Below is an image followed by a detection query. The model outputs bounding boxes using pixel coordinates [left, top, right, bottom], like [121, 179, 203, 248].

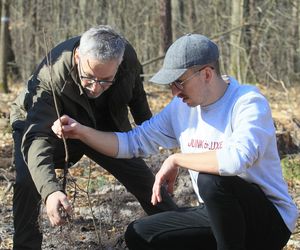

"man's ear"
[204, 67, 213, 82]
[74, 48, 80, 65]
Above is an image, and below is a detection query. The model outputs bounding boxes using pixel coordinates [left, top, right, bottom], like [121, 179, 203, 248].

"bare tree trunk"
[292, 0, 300, 73]
[246, 0, 257, 82]
[6, 0, 300, 86]
[33, 0, 39, 64]
[171, 0, 184, 40]
[159, 0, 172, 54]
[229, 0, 244, 82]
[187, 0, 196, 32]
[79, 0, 87, 31]
[0, 0, 9, 93]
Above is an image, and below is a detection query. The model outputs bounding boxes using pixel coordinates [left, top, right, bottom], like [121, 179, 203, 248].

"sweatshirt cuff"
[115, 132, 130, 158]
[216, 148, 238, 176]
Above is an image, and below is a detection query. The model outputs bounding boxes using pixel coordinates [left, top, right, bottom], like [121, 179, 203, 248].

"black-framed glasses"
[78, 59, 115, 88]
[169, 65, 214, 90]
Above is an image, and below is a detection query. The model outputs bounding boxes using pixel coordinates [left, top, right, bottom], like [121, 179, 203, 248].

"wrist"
[77, 124, 88, 140]
[169, 153, 178, 167]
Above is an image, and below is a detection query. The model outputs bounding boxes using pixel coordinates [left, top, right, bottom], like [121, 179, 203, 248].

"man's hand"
[45, 191, 72, 226]
[151, 155, 179, 205]
[51, 115, 81, 139]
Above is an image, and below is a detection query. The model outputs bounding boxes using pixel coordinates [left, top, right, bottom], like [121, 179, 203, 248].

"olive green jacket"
[10, 36, 152, 200]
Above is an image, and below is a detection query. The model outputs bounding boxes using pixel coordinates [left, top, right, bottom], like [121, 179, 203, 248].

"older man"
[10, 25, 177, 250]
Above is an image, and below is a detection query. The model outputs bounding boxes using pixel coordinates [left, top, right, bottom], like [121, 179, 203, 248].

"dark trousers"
[125, 173, 291, 250]
[12, 130, 177, 250]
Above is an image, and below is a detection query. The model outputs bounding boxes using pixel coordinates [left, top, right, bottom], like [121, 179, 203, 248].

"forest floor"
[0, 81, 299, 250]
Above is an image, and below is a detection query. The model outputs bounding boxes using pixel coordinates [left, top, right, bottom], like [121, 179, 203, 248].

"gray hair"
[78, 25, 126, 63]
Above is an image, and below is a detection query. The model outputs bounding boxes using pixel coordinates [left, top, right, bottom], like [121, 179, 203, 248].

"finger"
[152, 190, 162, 204]
[51, 125, 61, 138]
[61, 199, 72, 215]
[156, 186, 162, 203]
[49, 216, 55, 226]
[151, 183, 158, 205]
[60, 115, 69, 125]
[151, 186, 160, 205]
[49, 209, 64, 226]
[54, 119, 63, 130]
[151, 180, 162, 205]
[151, 192, 157, 205]
[52, 121, 64, 135]
[62, 125, 72, 132]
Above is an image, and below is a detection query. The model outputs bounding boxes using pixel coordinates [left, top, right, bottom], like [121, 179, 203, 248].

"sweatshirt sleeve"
[116, 102, 179, 158]
[217, 92, 275, 175]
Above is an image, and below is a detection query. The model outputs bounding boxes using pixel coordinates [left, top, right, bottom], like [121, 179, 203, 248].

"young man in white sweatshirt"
[52, 34, 298, 250]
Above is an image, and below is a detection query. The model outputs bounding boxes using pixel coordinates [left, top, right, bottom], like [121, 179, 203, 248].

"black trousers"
[12, 130, 177, 250]
[125, 173, 291, 250]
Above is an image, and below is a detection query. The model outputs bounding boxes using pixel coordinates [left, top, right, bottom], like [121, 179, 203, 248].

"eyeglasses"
[78, 59, 115, 88]
[169, 66, 214, 90]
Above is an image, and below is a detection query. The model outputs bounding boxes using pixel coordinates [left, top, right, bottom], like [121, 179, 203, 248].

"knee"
[13, 177, 40, 208]
[125, 220, 150, 250]
[197, 173, 232, 201]
[125, 221, 140, 249]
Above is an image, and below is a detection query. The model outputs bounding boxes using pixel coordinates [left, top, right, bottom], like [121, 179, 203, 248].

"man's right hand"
[45, 191, 72, 226]
[51, 115, 82, 140]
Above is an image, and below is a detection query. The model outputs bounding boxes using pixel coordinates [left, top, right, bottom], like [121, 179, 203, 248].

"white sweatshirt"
[116, 77, 298, 232]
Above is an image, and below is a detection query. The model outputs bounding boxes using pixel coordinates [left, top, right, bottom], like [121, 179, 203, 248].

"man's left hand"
[151, 155, 179, 205]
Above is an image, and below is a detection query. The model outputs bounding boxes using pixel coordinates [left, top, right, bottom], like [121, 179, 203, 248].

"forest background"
[0, 0, 300, 249]
[1, 0, 300, 86]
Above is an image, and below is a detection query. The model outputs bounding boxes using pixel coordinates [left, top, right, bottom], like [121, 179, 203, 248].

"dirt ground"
[0, 81, 299, 249]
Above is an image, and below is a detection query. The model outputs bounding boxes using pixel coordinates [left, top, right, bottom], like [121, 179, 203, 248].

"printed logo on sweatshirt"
[187, 139, 223, 150]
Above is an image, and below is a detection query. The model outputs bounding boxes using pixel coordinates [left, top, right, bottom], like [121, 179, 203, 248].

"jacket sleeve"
[10, 87, 27, 130]
[21, 77, 64, 201]
[124, 43, 152, 125]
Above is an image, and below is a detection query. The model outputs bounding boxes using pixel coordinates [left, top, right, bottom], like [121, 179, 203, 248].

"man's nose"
[90, 82, 103, 92]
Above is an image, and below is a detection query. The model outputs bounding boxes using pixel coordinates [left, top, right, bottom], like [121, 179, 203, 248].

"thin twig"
[0, 169, 9, 182]
[66, 163, 103, 248]
[266, 71, 293, 120]
[42, 30, 69, 191]
[142, 55, 164, 66]
[86, 162, 103, 248]
[4, 181, 13, 196]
